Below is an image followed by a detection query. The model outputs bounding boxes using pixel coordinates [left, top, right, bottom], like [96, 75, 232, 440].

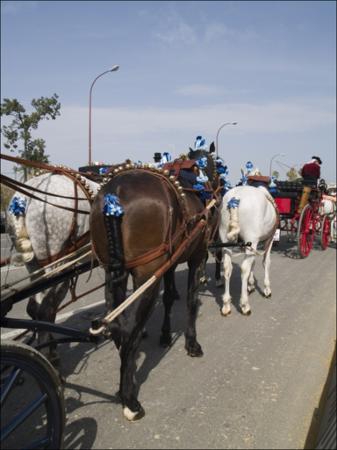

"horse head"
[188, 143, 217, 189]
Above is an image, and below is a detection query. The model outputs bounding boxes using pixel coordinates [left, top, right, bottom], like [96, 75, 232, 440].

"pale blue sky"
[1, 0, 336, 183]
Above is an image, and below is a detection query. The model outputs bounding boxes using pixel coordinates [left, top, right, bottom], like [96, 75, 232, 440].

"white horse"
[218, 185, 279, 316]
[6, 171, 100, 360]
[321, 192, 337, 242]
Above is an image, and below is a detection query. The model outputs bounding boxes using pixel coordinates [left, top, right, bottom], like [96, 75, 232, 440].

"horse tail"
[226, 197, 241, 241]
[102, 194, 126, 284]
[7, 196, 35, 264]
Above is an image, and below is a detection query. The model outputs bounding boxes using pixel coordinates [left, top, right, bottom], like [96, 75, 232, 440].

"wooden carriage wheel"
[297, 204, 315, 258]
[320, 215, 331, 250]
[1, 341, 65, 449]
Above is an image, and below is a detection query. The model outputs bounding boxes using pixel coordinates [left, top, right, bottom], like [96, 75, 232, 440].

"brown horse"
[89, 147, 221, 420]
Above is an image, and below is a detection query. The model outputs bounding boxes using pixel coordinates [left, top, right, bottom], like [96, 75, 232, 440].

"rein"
[1, 174, 91, 215]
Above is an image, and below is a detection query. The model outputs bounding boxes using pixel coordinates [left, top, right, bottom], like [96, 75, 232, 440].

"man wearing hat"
[297, 156, 322, 213]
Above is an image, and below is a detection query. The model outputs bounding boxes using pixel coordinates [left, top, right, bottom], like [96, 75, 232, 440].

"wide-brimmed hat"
[312, 156, 322, 165]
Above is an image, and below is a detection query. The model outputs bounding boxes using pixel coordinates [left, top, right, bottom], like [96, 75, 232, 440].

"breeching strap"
[89, 217, 208, 336]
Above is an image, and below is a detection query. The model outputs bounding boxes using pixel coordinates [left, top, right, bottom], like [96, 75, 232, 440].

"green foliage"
[0, 94, 61, 179]
[0, 183, 14, 212]
[286, 167, 300, 181]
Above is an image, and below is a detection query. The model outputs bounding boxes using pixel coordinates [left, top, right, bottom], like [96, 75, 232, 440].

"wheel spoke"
[1, 367, 22, 406]
[1, 392, 47, 441]
[23, 435, 50, 450]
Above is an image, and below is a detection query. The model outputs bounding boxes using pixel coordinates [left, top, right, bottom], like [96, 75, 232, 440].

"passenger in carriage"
[297, 156, 322, 213]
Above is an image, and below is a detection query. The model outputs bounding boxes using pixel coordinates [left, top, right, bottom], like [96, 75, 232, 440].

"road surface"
[1, 235, 336, 449]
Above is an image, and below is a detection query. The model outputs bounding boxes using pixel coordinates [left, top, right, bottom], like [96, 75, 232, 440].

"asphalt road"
[1, 235, 336, 449]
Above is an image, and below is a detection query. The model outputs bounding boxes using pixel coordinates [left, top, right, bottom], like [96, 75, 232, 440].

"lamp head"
[110, 65, 120, 72]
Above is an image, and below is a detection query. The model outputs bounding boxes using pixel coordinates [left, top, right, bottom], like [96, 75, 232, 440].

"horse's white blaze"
[219, 185, 278, 315]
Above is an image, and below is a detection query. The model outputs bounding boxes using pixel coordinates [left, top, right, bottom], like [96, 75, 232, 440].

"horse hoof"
[264, 292, 272, 298]
[123, 406, 145, 421]
[241, 309, 251, 316]
[186, 343, 203, 357]
[248, 287, 255, 295]
[221, 309, 231, 317]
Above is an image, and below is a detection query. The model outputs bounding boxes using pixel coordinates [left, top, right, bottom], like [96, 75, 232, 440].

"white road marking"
[1, 265, 25, 272]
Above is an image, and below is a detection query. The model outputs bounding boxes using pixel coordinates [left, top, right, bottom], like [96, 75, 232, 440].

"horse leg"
[27, 280, 70, 366]
[263, 240, 273, 298]
[171, 270, 180, 301]
[199, 252, 210, 285]
[160, 267, 176, 347]
[221, 249, 232, 316]
[184, 257, 203, 357]
[119, 282, 160, 421]
[247, 259, 256, 294]
[215, 249, 224, 287]
[239, 249, 256, 315]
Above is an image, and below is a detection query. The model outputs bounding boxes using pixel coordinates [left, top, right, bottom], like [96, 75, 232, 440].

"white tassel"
[227, 208, 240, 241]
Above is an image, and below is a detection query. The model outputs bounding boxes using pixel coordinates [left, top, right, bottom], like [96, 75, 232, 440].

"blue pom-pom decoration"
[227, 197, 240, 209]
[99, 167, 109, 175]
[245, 161, 253, 171]
[8, 196, 27, 216]
[196, 157, 208, 169]
[103, 194, 124, 217]
[196, 174, 209, 183]
[192, 183, 205, 191]
[194, 136, 206, 150]
[240, 175, 248, 186]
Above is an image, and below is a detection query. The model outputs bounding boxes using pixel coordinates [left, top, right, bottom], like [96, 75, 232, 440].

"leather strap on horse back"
[163, 159, 197, 177]
[37, 231, 91, 267]
[1, 155, 95, 267]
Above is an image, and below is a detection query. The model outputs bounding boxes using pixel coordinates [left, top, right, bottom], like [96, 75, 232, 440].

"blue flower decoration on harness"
[103, 194, 124, 217]
[245, 161, 254, 173]
[99, 167, 109, 175]
[227, 197, 240, 209]
[162, 152, 172, 163]
[194, 136, 207, 150]
[221, 179, 232, 196]
[192, 182, 212, 202]
[8, 196, 27, 216]
[196, 173, 209, 183]
[196, 157, 208, 169]
[269, 176, 278, 194]
[240, 174, 248, 186]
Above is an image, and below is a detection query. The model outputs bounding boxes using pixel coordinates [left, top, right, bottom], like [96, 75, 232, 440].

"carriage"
[1, 252, 101, 449]
[1, 148, 224, 447]
[272, 179, 331, 257]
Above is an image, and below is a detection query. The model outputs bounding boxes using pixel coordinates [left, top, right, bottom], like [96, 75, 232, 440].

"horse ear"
[209, 142, 215, 153]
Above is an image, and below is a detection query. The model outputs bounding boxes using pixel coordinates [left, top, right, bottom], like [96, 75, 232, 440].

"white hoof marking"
[123, 407, 139, 421]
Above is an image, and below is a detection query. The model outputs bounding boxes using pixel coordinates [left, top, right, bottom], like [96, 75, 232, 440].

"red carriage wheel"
[297, 204, 315, 258]
[320, 215, 331, 250]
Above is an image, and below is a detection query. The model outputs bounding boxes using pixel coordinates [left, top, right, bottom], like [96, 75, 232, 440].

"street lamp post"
[269, 153, 285, 176]
[216, 121, 238, 157]
[88, 65, 119, 166]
